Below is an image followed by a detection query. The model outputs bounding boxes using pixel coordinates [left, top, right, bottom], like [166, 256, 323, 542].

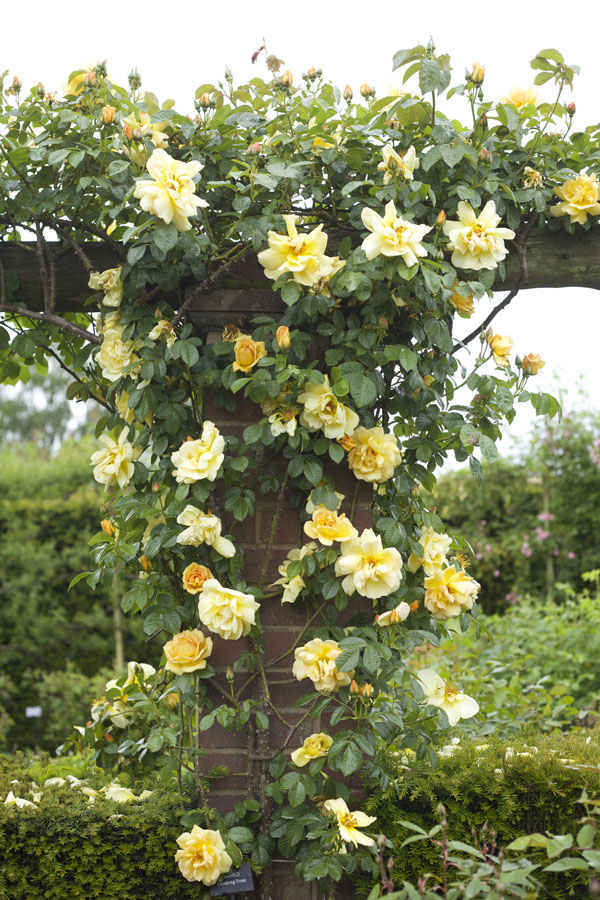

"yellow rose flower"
[523, 166, 543, 189]
[500, 86, 540, 110]
[176, 506, 236, 557]
[91, 695, 127, 729]
[377, 144, 419, 184]
[298, 376, 359, 439]
[182, 563, 213, 594]
[197, 578, 260, 640]
[163, 629, 213, 674]
[521, 352, 545, 375]
[407, 526, 452, 575]
[450, 284, 475, 317]
[293, 638, 353, 693]
[90, 427, 137, 490]
[323, 798, 377, 847]
[303, 506, 357, 546]
[133, 148, 208, 232]
[347, 426, 402, 483]
[268, 408, 298, 437]
[171, 422, 225, 484]
[148, 319, 176, 348]
[272, 543, 318, 604]
[257, 214, 342, 288]
[88, 266, 123, 308]
[96, 326, 140, 383]
[376, 601, 411, 627]
[417, 669, 479, 725]
[361, 200, 432, 265]
[335, 528, 403, 599]
[424, 566, 480, 619]
[175, 825, 232, 885]
[487, 333, 514, 368]
[443, 201, 515, 271]
[550, 172, 600, 226]
[232, 334, 267, 373]
[291, 732, 333, 767]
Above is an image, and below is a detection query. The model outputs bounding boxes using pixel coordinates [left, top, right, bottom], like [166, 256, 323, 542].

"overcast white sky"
[3, 0, 600, 451]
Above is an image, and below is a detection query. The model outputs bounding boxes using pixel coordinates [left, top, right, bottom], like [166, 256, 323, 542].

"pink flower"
[552, 549, 559, 556]
[535, 527, 550, 542]
[521, 543, 532, 558]
[493, 569, 500, 577]
[480, 519, 487, 527]
[537, 512, 554, 522]
[567, 551, 576, 559]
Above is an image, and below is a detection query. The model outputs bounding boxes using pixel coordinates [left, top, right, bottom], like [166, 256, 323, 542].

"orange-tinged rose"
[232, 334, 267, 373]
[183, 563, 213, 594]
[101, 519, 116, 537]
[276, 325, 290, 350]
[522, 353, 545, 375]
[163, 629, 213, 674]
[102, 105, 116, 125]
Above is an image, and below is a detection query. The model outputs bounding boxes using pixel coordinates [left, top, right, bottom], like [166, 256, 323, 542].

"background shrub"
[430, 408, 600, 611]
[365, 730, 600, 898]
[0, 439, 146, 750]
[412, 589, 600, 737]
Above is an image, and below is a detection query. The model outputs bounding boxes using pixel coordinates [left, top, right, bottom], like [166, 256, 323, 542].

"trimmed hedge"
[0, 789, 202, 900]
[365, 729, 600, 898]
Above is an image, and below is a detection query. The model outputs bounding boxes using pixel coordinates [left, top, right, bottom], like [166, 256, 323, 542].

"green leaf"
[544, 857, 589, 872]
[228, 826, 254, 844]
[339, 741, 363, 776]
[303, 457, 323, 485]
[108, 159, 131, 177]
[281, 279, 301, 306]
[478, 435, 498, 461]
[68, 571, 93, 590]
[460, 424, 479, 447]
[288, 780, 306, 807]
[348, 371, 377, 408]
[419, 58, 441, 94]
[152, 224, 179, 254]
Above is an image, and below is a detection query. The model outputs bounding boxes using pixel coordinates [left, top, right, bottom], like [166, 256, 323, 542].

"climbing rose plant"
[0, 42, 594, 892]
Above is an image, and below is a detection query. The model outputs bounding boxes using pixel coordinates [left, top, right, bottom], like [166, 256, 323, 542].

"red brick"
[210, 635, 252, 666]
[204, 394, 260, 424]
[268, 679, 307, 709]
[353, 507, 374, 531]
[198, 722, 248, 749]
[260, 596, 308, 626]
[270, 711, 318, 746]
[258, 506, 302, 544]
[228, 515, 258, 543]
[262, 628, 304, 664]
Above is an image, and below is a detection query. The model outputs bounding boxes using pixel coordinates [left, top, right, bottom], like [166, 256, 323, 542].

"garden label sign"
[0, 43, 598, 899]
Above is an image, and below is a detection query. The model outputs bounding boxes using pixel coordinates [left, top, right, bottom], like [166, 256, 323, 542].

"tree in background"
[431, 407, 600, 610]
[0, 438, 146, 749]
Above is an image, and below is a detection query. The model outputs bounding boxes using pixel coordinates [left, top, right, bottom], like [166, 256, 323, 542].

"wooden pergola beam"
[1, 227, 598, 327]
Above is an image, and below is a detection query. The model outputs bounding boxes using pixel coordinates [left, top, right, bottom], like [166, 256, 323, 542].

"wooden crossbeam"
[0, 227, 598, 327]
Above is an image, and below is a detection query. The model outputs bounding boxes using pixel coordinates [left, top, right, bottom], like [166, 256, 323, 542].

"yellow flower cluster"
[257, 215, 344, 290]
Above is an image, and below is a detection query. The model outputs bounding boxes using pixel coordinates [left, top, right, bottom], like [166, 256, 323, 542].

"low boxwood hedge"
[365, 729, 600, 898]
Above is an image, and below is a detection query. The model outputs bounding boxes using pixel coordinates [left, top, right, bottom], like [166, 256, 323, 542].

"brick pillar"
[200, 388, 372, 900]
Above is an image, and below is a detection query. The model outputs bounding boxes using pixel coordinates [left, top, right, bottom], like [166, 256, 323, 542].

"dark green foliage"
[365, 730, 600, 898]
[0, 786, 200, 900]
[0, 440, 146, 749]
